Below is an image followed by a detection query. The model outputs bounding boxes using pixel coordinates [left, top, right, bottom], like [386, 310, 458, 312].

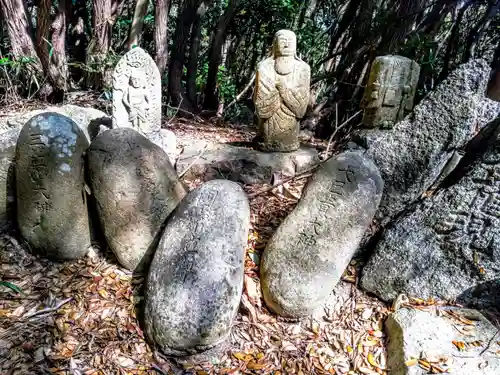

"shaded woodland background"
[0, 0, 499, 138]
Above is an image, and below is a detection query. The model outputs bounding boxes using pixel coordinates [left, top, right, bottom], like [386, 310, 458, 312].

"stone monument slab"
[112, 47, 161, 134]
[145, 180, 250, 356]
[361, 55, 420, 129]
[361, 117, 500, 307]
[16, 113, 91, 260]
[261, 151, 383, 317]
[87, 128, 186, 272]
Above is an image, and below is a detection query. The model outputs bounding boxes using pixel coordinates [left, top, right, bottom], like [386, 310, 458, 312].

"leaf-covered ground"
[0, 97, 466, 375]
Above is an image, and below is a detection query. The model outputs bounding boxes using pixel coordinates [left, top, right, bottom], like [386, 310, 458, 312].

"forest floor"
[0, 95, 435, 375]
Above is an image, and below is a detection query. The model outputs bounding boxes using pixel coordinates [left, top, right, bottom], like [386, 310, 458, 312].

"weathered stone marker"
[361, 55, 420, 129]
[0, 105, 111, 230]
[261, 151, 383, 317]
[112, 47, 176, 163]
[145, 180, 250, 356]
[16, 113, 91, 260]
[361, 117, 500, 307]
[253, 29, 310, 152]
[87, 127, 186, 272]
[113, 46, 161, 134]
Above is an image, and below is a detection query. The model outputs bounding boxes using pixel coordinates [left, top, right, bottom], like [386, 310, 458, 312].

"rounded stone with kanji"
[261, 151, 383, 318]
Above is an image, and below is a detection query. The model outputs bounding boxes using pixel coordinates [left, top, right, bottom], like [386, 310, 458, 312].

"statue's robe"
[254, 57, 310, 152]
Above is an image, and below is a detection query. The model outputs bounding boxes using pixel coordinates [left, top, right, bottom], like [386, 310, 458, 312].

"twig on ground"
[23, 297, 73, 320]
[225, 74, 256, 112]
[178, 143, 208, 178]
[165, 103, 204, 122]
[248, 168, 316, 199]
[479, 329, 500, 356]
[166, 98, 183, 124]
[323, 109, 362, 159]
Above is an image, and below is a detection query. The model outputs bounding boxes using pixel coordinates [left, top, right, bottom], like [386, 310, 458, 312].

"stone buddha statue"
[253, 30, 311, 152]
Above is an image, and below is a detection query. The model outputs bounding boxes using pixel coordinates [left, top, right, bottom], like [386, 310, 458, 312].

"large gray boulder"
[0, 105, 110, 230]
[356, 59, 500, 223]
[176, 141, 319, 184]
[87, 127, 186, 272]
[144, 180, 250, 356]
[361, 118, 500, 307]
[261, 151, 383, 318]
[386, 307, 500, 375]
[16, 113, 91, 260]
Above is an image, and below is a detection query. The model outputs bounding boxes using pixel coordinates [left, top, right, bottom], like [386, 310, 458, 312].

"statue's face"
[130, 77, 141, 88]
[274, 31, 296, 57]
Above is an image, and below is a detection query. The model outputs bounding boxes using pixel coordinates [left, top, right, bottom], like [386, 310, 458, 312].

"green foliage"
[0, 53, 43, 100]
[0, 281, 23, 294]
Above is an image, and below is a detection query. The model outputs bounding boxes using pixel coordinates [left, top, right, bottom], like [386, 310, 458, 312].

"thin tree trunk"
[154, 0, 171, 77]
[86, 0, 113, 89]
[0, 0, 44, 80]
[35, 0, 51, 74]
[126, 0, 150, 50]
[186, 1, 209, 107]
[168, 0, 205, 111]
[203, 0, 241, 110]
[49, 0, 69, 93]
[67, 0, 88, 83]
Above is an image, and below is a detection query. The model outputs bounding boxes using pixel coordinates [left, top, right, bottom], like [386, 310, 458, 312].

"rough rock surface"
[261, 151, 383, 318]
[176, 141, 319, 184]
[354, 59, 500, 222]
[361, 118, 500, 307]
[148, 128, 177, 165]
[386, 307, 500, 375]
[145, 180, 250, 356]
[87, 128, 186, 271]
[16, 113, 91, 260]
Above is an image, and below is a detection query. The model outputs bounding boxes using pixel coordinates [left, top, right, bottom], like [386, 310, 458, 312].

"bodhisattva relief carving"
[361, 55, 420, 129]
[112, 47, 161, 135]
[253, 30, 311, 152]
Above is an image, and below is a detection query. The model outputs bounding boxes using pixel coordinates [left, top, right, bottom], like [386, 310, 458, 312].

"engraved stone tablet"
[87, 127, 186, 271]
[261, 151, 383, 317]
[112, 47, 161, 135]
[361, 117, 500, 308]
[253, 30, 310, 152]
[361, 55, 420, 129]
[16, 113, 91, 260]
[145, 180, 250, 356]
[0, 106, 110, 231]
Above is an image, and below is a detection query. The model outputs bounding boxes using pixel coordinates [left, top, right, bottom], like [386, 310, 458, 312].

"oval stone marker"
[87, 127, 186, 271]
[261, 151, 383, 317]
[16, 112, 91, 260]
[145, 180, 250, 356]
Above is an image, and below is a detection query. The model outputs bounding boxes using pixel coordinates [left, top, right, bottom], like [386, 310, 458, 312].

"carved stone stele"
[112, 47, 161, 134]
[361, 55, 420, 129]
[253, 30, 310, 152]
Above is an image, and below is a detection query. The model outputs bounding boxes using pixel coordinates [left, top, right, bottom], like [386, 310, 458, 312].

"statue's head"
[129, 73, 143, 88]
[273, 30, 297, 57]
